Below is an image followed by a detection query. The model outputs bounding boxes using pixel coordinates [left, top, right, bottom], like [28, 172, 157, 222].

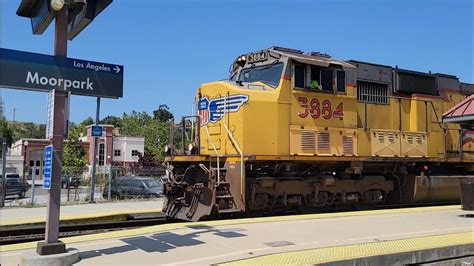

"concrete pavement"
[1, 205, 471, 265]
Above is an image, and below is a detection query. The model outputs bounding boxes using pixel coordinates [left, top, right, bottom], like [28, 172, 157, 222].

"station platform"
[0, 199, 163, 227]
[1, 205, 472, 265]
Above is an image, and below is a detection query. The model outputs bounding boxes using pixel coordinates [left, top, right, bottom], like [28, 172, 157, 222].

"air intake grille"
[301, 131, 315, 150]
[342, 136, 353, 155]
[416, 134, 423, 144]
[377, 132, 385, 143]
[317, 132, 330, 151]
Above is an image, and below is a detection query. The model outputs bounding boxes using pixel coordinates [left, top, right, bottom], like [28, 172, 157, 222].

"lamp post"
[23, 140, 29, 183]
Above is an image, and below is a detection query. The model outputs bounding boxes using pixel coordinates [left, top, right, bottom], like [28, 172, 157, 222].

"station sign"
[91, 125, 103, 137]
[43, 145, 53, 190]
[0, 48, 123, 99]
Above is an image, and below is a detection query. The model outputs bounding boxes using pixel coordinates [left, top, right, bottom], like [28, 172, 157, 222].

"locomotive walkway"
[1, 205, 473, 265]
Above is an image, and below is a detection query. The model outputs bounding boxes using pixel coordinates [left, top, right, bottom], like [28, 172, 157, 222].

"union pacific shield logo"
[198, 94, 249, 126]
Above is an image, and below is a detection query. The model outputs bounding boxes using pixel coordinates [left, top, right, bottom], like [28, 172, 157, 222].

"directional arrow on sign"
[114, 65, 121, 74]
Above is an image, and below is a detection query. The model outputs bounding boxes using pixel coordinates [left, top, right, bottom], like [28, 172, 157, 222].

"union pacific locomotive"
[162, 46, 474, 221]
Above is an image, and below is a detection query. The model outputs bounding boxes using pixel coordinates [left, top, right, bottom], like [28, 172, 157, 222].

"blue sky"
[1, 0, 473, 124]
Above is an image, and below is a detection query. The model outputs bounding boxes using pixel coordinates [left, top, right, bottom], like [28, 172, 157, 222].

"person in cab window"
[310, 79, 322, 90]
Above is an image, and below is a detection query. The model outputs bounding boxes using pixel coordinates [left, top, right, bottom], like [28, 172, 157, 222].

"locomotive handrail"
[222, 92, 244, 198]
[204, 125, 221, 187]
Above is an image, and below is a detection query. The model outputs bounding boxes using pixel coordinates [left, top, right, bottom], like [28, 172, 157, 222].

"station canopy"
[442, 94, 474, 128]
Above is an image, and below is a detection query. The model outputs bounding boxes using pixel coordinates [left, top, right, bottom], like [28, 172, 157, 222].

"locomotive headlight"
[237, 55, 246, 67]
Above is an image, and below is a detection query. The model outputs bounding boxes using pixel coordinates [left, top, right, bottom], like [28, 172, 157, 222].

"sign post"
[31, 166, 36, 204]
[35, 7, 68, 255]
[14, 0, 118, 257]
[89, 98, 101, 202]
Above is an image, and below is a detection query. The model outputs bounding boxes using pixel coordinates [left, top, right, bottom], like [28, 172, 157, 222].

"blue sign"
[43, 145, 53, 190]
[0, 48, 123, 98]
[91, 125, 103, 137]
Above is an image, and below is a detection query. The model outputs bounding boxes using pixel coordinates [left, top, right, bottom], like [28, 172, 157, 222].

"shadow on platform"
[80, 225, 247, 260]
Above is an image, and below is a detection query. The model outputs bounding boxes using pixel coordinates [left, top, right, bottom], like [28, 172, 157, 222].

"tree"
[100, 115, 122, 128]
[0, 119, 14, 147]
[120, 111, 171, 161]
[79, 117, 94, 127]
[63, 125, 88, 177]
[11, 122, 45, 141]
[137, 151, 159, 167]
[153, 104, 174, 122]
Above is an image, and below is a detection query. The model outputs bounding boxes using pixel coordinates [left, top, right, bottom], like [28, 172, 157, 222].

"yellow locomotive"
[162, 46, 474, 221]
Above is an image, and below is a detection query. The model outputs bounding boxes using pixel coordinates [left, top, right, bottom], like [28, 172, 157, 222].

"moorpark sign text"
[0, 48, 123, 98]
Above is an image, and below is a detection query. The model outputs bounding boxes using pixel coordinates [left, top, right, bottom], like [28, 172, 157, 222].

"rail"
[222, 93, 244, 198]
[204, 124, 221, 187]
[0, 213, 171, 245]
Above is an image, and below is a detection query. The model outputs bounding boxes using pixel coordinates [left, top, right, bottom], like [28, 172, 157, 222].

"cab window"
[336, 70, 346, 93]
[294, 64, 306, 88]
[294, 63, 346, 94]
[310, 66, 321, 88]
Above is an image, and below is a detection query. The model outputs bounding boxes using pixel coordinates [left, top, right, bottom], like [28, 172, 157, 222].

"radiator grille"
[357, 81, 389, 105]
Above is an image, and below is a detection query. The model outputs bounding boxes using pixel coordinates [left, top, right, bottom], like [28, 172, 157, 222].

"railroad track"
[0, 213, 175, 246]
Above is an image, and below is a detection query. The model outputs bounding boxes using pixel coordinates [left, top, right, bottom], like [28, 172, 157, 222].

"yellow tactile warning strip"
[0, 205, 461, 252]
[0, 208, 161, 226]
[220, 231, 474, 265]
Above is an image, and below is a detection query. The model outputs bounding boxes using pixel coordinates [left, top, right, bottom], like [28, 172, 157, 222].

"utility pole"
[36, 6, 68, 255]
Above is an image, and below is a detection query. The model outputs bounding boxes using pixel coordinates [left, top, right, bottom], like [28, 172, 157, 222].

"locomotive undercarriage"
[163, 159, 471, 221]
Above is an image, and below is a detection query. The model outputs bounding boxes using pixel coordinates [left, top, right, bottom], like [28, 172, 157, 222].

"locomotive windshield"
[238, 62, 284, 88]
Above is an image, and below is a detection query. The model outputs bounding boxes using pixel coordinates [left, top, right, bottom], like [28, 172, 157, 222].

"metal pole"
[23, 146, 27, 183]
[90, 97, 100, 202]
[31, 166, 36, 204]
[1, 138, 6, 208]
[39, 6, 68, 254]
[181, 117, 185, 154]
[108, 131, 113, 201]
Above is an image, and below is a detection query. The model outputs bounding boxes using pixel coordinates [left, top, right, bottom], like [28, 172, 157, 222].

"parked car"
[103, 176, 162, 199]
[61, 176, 81, 189]
[1, 173, 29, 198]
